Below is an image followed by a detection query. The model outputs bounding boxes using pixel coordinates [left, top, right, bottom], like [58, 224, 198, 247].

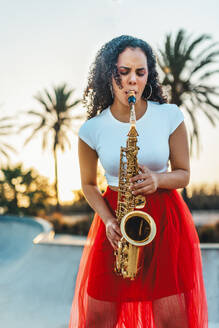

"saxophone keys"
[135, 195, 146, 209]
[125, 190, 132, 200]
[122, 270, 129, 278]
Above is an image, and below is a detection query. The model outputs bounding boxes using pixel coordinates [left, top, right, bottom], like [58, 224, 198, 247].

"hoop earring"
[110, 84, 114, 99]
[145, 84, 152, 100]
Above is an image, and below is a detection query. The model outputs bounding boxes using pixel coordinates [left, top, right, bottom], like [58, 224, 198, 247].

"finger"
[138, 164, 146, 171]
[130, 174, 142, 182]
[132, 185, 154, 195]
[114, 231, 122, 239]
[113, 226, 122, 237]
[107, 234, 118, 249]
[108, 228, 121, 242]
[138, 165, 144, 173]
[114, 240, 119, 249]
[130, 179, 147, 190]
[111, 239, 119, 250]
[112, 233, 122, 243]
[130, 172, 150, 183]
[110, 240, 117, 250]
[138, 164, 150, 173]
[131, 177, 153, 190]
[110, 222, 122, 236]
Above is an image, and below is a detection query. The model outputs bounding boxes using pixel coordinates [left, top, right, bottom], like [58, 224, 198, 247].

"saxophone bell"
[120, 210, 156, 247]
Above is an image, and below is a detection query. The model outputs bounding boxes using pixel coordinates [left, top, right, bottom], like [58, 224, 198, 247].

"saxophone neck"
[129, 103, 136, 126]
[128, 91, 136, 127]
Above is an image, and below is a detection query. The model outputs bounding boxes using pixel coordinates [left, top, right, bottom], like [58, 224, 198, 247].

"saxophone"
[114, 91, 157, 280]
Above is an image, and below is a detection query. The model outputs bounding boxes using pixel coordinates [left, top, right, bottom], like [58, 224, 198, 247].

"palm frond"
[190, 51, 219, 76]
[66, 99, 81, 109]
[0, 126, 15, 136]
[163, 30, 190, 77]
[201, 106, 218, 126]
[34, 93, 52, 113]
[25, 110, 46, 118]
[60, 114, 84, 122]
[192, 94, 219, 126]
[195, 41, 219, 60]
[44, 89, 55, 108]
[205, 95, 219, 111]
[0, 131, 14, 136]
[54, 84, 65, 112]
[174, 29, 186, 57]
[0, 116, 14, 122]
[199, 69, 219, 80]
[194, 84, 219, 93]
[0, 148, 11, 160]
[54, 84, 75, 113]
[18, 122, 37, 133]
[184, 34, 211, 60]
[190, 59, 214, 76]
[157, 49, 169, 68]
[24, 118, 46, 146]
[0, 124, 14, 130]
[0, 143, 17, 153]
[194, 89, 219, 106]
[165, 34, 174, 66]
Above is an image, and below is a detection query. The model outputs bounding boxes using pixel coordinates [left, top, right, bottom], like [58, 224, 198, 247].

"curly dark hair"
[83, 35, 167, 119]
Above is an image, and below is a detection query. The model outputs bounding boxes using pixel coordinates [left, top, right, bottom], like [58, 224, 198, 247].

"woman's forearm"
[82, 170, 189, 223]
[156, 169, 190, 190]
[82, 184, 116, 225]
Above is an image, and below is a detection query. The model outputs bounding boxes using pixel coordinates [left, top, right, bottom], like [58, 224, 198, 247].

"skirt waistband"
[104, 185, 176, 202]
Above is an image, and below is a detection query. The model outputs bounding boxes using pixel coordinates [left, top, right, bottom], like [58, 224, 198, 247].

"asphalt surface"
[0, 215, 218, 328]
[0, 215, 83, 328]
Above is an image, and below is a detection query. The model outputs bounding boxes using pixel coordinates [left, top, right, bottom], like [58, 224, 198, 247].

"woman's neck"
[110, 98, 147, 123]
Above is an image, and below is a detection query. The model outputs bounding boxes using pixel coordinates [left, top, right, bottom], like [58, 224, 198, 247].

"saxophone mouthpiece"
[128, 91, 136, 104]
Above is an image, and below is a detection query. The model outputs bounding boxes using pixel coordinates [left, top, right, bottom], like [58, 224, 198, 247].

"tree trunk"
[53, 145, 60, 212]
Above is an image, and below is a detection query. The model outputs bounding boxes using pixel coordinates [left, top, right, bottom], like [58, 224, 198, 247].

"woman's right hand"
[105, 217, 122, 250]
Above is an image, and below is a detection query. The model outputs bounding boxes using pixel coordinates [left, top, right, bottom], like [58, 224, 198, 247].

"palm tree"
[0, 113, 17, 162]
[157, 29, 219, 154]
[157, 29, 219, 208]
[19, 83, 82, 211]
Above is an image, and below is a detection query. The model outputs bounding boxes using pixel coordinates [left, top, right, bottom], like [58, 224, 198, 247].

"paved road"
[0, 215, 218, 328]
[0, 215, 83, 328]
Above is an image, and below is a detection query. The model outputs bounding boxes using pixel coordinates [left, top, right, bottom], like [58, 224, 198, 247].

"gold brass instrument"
[114, 91, 156, 280]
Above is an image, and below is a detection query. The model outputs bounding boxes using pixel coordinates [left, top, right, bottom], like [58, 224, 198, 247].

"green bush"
[0, 164, 55, 216]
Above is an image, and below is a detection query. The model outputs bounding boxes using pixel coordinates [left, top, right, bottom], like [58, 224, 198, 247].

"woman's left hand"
[129, 164, 159, 195]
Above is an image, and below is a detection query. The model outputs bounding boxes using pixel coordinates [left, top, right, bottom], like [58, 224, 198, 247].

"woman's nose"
[128, 73, 137, 84]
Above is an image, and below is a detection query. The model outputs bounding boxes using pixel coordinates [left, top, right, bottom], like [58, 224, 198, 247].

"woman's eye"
[119, 71, 129, 75]
[119, 70, 145, 76]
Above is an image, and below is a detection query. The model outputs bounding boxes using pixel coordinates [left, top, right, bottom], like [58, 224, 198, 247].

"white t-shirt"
[78, 100, 184, 187]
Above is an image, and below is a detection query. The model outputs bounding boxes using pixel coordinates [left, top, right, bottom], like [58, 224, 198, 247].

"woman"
[69, 35, 208, 328]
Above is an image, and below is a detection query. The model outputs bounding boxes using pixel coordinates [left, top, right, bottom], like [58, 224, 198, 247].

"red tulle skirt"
[69, 187, 208, 327]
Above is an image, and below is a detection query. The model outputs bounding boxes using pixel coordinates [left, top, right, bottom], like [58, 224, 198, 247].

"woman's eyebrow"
[119, 66, 130, 69]
[119, 66, 146, 70]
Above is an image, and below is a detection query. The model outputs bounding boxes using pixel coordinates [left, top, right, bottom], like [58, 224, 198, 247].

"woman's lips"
[125, 90, 137, 95]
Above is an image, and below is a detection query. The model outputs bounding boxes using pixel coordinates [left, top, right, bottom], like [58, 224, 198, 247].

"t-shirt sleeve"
[169, 105, 184, 135]
[78, 120, 96, 150]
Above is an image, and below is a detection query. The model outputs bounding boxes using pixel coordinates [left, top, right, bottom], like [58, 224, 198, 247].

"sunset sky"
[1, 0, 219, 202]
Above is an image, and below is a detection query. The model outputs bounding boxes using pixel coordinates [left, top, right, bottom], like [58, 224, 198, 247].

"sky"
[1, 0, 219, 202]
